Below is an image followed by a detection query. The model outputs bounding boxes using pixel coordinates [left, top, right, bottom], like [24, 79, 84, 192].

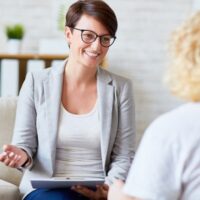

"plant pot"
[7, 39, 22, 53]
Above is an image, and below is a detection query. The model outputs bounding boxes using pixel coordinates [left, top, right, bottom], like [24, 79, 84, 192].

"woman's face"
[65, 14, 110, 69]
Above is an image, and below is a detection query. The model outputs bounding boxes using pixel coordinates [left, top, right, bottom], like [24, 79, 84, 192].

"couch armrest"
[0, 163, 22, 186]
[0, 179, 20, 200]
[0, 97, 22, 186]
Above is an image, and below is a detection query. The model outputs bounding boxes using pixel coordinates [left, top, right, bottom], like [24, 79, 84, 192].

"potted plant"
[5, 24, 25, 53]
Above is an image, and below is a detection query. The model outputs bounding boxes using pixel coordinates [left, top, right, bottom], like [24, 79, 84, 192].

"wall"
[0, 0, 193, 145]
[107, 0, 193, 144]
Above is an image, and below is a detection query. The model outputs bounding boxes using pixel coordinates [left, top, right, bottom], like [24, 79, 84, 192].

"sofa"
[0, 97, 22, 200]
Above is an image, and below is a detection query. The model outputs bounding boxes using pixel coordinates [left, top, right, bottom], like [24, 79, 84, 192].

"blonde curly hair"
[165, 11, 200, 102]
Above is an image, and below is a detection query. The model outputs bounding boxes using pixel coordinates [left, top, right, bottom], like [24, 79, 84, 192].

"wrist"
[21, 156, 31, 167]
[21, 149, 31, 167]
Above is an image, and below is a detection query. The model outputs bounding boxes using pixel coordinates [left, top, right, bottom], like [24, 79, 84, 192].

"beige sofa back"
[0, 97, 22, 186]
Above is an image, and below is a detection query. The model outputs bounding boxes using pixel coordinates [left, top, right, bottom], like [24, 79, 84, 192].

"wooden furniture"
[0, 53, 67, 93]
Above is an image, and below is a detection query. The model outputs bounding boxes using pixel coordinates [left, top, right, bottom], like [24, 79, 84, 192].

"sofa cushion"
[0, 97, 17, 148]
[0, 179, 20, 200]
[0, 97, 22, 186]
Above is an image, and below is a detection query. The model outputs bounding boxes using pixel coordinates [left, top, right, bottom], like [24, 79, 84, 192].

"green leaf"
[5, 24, 25, 39]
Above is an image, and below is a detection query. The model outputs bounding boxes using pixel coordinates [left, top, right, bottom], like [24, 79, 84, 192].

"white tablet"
[31, 178, 105, 189]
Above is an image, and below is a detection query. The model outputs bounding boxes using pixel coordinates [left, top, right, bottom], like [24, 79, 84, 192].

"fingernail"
[18, 155, 21, 160]
[9, 152, 14, 157]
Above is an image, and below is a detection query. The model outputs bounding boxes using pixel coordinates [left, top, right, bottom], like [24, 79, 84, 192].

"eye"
[82, 31, 95, 41]
[101, 36, 111, 44]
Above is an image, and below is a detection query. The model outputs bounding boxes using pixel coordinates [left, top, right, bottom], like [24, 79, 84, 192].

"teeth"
[85, 51, 99, 57]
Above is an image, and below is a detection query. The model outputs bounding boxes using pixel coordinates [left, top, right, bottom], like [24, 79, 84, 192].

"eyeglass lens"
[81, 30, 115, 47]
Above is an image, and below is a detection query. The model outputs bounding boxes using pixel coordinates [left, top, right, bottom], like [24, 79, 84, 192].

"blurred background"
[0, 0, 198, 145]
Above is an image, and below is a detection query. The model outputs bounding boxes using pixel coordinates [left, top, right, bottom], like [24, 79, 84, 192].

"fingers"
[72, 186, 96, 199]
[0, 144, 12, 161]
[113, 179, 125, 187]
[3, 144, 13, 152]
[0, 149, 22, 168]
[0, 151, 13, 166]
[97, 183, 109, 191]
[0, 152, 8, 162]
[2, 144, 29, 167]
[102, 184, 109, 190]
[8, 154, 21, 168]
[72, 185, 108, 200]
[0, 144, 26, 168]
[96, 185, 108, 198]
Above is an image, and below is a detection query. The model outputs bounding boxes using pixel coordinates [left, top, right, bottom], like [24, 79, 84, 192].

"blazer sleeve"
[105, 79, 136, 185]
[12, 72, 37, 165]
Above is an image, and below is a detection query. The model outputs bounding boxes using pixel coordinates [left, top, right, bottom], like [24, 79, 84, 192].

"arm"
[108, 180, 141, 200]
[12, 72, 37, 160]
[106, 79, 135, 184]
[4, 73, 37, 167]
[0, 73, 38, 169]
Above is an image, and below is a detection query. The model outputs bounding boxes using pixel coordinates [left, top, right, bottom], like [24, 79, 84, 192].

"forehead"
[75, 14, 109, 35]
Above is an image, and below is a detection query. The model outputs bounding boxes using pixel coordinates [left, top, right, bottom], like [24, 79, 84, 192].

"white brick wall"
[0, 0, 193, 145]
[107, 0, 192, 144]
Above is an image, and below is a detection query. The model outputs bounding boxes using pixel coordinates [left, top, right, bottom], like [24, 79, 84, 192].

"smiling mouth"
[84, 50, 100, 58]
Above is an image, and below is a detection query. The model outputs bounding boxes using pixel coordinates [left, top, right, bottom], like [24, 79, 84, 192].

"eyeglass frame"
[68, 26, 116, 47]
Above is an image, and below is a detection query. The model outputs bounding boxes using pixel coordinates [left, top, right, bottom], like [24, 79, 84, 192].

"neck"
[64, 59, 97, 87]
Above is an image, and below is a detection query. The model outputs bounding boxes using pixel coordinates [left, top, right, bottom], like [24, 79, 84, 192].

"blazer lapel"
[43, 62, 66, 174]
[97, 68, 114, 171]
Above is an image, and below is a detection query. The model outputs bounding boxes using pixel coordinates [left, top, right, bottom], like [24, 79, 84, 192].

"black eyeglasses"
[69, 27, 116, 47]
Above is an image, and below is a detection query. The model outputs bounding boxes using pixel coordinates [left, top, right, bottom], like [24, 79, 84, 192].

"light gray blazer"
[12, 60, 135, 197]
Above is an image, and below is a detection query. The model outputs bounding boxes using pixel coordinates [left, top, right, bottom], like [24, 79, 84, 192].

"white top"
[123, 103, 200, 200]
[54, 101, 104, 180]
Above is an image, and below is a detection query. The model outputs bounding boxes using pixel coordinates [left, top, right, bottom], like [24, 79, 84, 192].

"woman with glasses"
[0, 0, 135, 200]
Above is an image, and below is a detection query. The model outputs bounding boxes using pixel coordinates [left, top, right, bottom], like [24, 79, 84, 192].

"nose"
[91, 36, 101, 50]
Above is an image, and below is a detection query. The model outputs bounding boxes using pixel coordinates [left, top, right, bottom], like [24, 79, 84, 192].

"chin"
[82, 59, 100, 69]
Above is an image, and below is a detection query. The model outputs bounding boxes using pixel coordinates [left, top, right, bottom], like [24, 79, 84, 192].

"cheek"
[71, 39, 88, 52]
[102, 48, 109, 56]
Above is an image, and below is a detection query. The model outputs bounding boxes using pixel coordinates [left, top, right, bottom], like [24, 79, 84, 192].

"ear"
[65, 26, 72, 46]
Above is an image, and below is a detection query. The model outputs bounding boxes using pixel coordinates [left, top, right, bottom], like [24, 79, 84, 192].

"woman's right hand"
[0, 144, 29, 168]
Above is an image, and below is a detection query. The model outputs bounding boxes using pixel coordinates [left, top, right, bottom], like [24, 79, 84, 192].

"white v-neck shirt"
[54, 101, 104, 180]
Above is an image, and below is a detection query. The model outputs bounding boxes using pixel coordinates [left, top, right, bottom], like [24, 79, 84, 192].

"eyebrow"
[71, 27, 113, 37]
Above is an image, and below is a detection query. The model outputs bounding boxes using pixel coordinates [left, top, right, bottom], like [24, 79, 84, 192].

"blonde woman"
[108, 11, 200, 200]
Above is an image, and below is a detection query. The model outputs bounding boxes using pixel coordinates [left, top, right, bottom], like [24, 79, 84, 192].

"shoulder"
[143, 103, 200, 143]
[98, 67, 133, 90]
[24, 61, 65, 84]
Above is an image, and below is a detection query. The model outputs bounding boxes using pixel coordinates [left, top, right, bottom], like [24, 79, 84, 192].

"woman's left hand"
[71, 184, 109, 200]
